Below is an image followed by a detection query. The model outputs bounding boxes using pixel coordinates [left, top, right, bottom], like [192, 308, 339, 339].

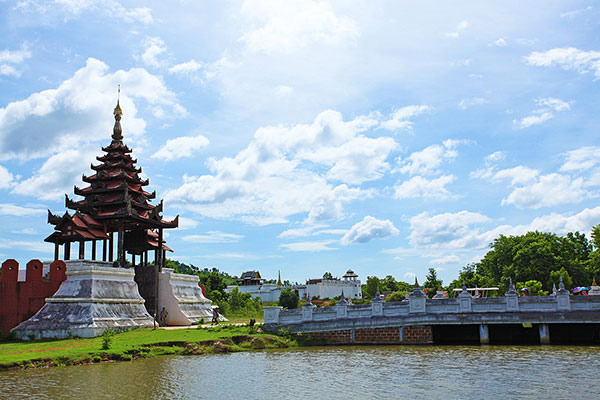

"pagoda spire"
[112, 86, 123, 143]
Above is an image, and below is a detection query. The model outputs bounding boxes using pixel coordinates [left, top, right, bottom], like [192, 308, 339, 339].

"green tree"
[516, 280, 548, 296]
[548, 267, 573, 292]
[322, 272, 334, 280]
[362, 276, 381, 299]
[279, 288, 299, 309]
[385, 291, 407, 302]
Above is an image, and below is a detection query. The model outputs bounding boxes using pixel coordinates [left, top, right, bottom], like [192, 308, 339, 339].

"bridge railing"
[264, 284, 600, 326]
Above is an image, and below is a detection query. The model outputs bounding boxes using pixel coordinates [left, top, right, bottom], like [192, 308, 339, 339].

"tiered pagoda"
[45, 99, 178, 268]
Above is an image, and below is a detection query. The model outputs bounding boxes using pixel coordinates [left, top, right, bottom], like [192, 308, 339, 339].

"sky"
[1, 1, 600, 285]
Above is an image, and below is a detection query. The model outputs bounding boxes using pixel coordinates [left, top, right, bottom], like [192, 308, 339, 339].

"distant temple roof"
[240, 271, 264, 285]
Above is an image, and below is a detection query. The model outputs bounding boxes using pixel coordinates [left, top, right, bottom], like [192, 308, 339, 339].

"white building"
[298, 270, 362, 300]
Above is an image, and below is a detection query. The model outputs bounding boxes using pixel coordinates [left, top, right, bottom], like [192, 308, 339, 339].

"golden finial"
[277, 270, 282, 287]
[112, 85, 123, 142]
[593, 277, 598, 287]
[414, 277, 419, 287]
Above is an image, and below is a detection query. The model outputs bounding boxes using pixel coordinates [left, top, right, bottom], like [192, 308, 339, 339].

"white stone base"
[13, 260, 155, 340]
[158, 268, 216, 325]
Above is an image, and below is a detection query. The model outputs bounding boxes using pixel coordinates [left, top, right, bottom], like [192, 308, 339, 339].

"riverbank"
[0, 325, 294, 371]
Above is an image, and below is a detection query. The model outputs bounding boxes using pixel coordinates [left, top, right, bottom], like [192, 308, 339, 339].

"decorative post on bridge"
[458, 281, 472, 313]
[302, 295, 315, 322]
[371, 287, 384, 317]
[556, 276, 570, 311]
[505, 278, 519, 312]
[336, 289, 348, 318]
[408, 278, 426, 314]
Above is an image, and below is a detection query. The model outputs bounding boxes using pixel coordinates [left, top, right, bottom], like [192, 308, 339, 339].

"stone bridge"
[264, 282, 600, 345]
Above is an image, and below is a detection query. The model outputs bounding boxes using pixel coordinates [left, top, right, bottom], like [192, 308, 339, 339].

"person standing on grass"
[212, 307, 219, 325]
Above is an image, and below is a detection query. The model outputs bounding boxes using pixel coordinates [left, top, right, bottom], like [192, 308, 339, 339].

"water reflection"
[1, 346, 599, 399]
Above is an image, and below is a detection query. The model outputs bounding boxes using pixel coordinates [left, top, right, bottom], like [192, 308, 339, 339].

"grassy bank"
[0, 325, 294, 371]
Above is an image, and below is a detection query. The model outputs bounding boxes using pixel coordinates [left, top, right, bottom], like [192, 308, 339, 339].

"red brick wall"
[305, 325, 433, 345]
[0, 259, 67, 335]
[308, 329, 352, 344]
[403, 325, 433, 344]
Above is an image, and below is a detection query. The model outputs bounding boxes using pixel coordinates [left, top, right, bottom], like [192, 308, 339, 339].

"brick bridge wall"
[0, 259, 67, 335]
[305, 326, 433, 345]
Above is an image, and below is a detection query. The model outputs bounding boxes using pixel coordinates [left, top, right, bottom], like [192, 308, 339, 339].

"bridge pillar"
[408, 282, 426, 314]
[264, 306, 282, 324]
[479, 324, 489, 345]
[539, 324, 550, 344]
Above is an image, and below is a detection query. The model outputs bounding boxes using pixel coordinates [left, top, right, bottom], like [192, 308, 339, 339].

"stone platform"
[158, 268, 214, 325]
[13, 260, 155, 340]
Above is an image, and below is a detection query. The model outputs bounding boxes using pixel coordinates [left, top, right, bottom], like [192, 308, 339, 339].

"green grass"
[0, 325, 293, 370]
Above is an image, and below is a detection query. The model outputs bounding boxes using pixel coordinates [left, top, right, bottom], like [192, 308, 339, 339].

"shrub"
[101, 328, 116, 350]
[279, 288, 299, 309]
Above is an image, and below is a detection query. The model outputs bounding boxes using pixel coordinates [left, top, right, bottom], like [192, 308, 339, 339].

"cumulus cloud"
[280, 239, 337, 252]
[340, 216, 399, 245]
[140, 37, 167, 68]
[430, 255, 460, 265]
[560, 146, 600, 172]
[0, 45, 32, 77]
[0, 165, 15, 189]
[394, 175, 456, 199]
[182, 231, 244, 243]
[490, 38, 507, 47]
[239, 0, 359, 53]
[525, 47, 600, 79]
[501, 173, 586, 209]
[514, 97, 571, 129]
[397, 139, 464, 176]
[165, 109, 398, 224]
[14, 0, 153, 24]
[0, 58, 181, 161]
[408, 210, 491, 249]
[0, 238, 52, 253]
[492, 166, 539, 186]
[168, 60, 203, 75]
[380, 105, 429, 131]
[152, 135, 210, 161]
[11, 148, 100, 200]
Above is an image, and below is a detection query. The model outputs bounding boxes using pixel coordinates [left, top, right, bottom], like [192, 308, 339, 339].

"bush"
[101, 328, 116, 350]
[279, 288, 299, 309]
[385, 291, 406, 302]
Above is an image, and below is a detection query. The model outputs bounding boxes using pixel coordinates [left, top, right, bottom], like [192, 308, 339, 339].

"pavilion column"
[117, 221, 125, 267]
[109, 232, 114, 262]
[54, 243, 59, 261]
[91, 241, 97, 261]
[79, 240, 85, 260]
[132, 253, 136, 268]
[102, 239, 107, 262]
[144, 250, 148, 266]
[64, 242, 71, 260]
[158, 228, 163, 272]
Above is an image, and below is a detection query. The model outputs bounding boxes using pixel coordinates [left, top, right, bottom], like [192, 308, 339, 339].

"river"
[1, 345, 598, 399]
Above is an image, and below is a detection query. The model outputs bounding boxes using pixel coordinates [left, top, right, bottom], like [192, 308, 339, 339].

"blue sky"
[1, 0, 600, 285]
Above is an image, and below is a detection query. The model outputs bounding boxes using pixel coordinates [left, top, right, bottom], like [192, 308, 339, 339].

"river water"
[1, 345, 598, 399]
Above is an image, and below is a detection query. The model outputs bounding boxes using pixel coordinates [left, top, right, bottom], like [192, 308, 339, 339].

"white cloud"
[11, 148, 99, 200]
[560, 7, 593, 19]
[443, 20, 469, 38]
[397, 139, 463, 175]
[280, 240, 337, 252]
[0, 203, 45, 216]
[0, 165, 15, 189]
[239, 0, 359, 54]
[165, 109, 394, 224]
[15, 0, 153, 24]
[501, 173, 586, 209]
[340, 216, 399, 245]
[525, 47, 600, 79]
[486, 151, 505, 163]
[514, 97, 571, 129]
[182, 231, 244, 243]
[152, 135, 210, 161]
[492, 166, 539, 186]
[430, 255, 460, 265]
[560, 146, 600, 172]
[0, 58, 181, 160]
[0, 238, 52, 253]
[458, 97, 487, 110]
[169, 60, 203, 75]
[394, 175, 456, 199]
[279, 224, 327, 239]
[408, 210, 491, 248]
[173, 217, 198, 230]
[141, 37, 167, 68]
[490, 38, 507, 47]
[0, 45, 32, 77]
[380, 105, 429, 131]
